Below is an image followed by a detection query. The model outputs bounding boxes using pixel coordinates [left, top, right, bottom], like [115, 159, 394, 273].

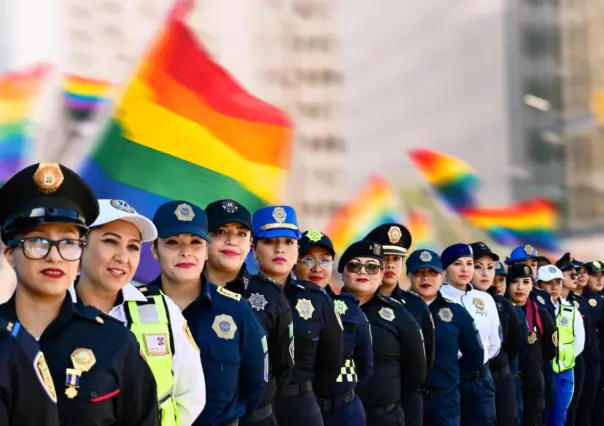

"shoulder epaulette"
[381, 295, 403, 308]
[0, 318, 14, 336]
[297, 280, 323, 292]
[405, 290, 422, 301]
[443, 296, 455, 304]
[255, 274, 282, 290]
[137, 285, 162, 297]
[78, 306, 121, 325]
[217, 286, 242, 302]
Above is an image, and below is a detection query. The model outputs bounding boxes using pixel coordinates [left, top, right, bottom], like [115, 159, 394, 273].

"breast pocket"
[202, 344, 241, 403]
[73, 373, 120, 424]
[437, 322, 459, 357]
[295, 320, 322, 366]
[341, 316, 358, 357]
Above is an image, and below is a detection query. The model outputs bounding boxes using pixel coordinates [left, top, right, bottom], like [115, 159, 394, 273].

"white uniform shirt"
[557, 297, 585, 356]
[69, 284, 206, 426]
[440, 284, 502, 364]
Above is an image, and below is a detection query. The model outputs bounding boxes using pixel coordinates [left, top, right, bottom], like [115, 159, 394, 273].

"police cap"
[507, 263, 534, 282]
[363, 223, 412, 257]
[555, 252, 574, 271]
[585, 260, 604, 276]
[338, 240, 384, 273]
[0, 162, 99, 244]
[205, 199, 252, 232]
[153, 200, 211, 242]
[469, 241, 499, 261]
[252, 206, 302, 240]
[441, 243, 473, 269]
[299, 229, 335, 257]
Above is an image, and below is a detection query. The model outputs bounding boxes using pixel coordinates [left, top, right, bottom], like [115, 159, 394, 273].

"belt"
[371, 403, 397, 415]
[242, 404, 273, 424]
[421, 387, 454, 399]
[280, 381, 313, 398]
[318, 390, 355, 412]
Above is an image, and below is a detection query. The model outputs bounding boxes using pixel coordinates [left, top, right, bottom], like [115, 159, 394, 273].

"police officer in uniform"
[294, 230, 373, 426]
[471, 242, 522, 426]
[0, 162, 159, 426]
[506, 263, 557, 426]
[340, 240, 427, 426]
[75, 199, 206, 426]
[251, 206, 343, 426]
[364, 223, 435, 426]
[149, 200, 268, 426]
[204, 199, 294, 426]
[406, 249, 484, 426]
[0, 318, 61, 426]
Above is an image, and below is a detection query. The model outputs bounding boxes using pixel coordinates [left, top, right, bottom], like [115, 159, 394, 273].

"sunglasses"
[298, 257, 333, 270]
[345, 261, 382, 275]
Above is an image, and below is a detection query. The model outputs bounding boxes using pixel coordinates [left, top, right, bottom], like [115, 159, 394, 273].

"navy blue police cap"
[338, 240, 384, 273]
[205, 199, 252, 232]
[406, 249, 443, 274]
[507, 263, 533, 282]
[469, 241, 499, 261]
[299, 229, 336, 257]
[555, 252, 574, 271]
[0, 162, 99, 244]
[494, 260, 506, 276]
[585, 260, 604, 276]
[153, 200, 211, 242]
[363, 223, 412, 257]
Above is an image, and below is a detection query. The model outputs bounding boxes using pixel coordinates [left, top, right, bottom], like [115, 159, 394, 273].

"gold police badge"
[438, 307, 453, 322]
[528, 332, 537, 344]
[34, 352, 57, 402]
[537, 296, 545, 305]
[473, 297, 484, 310]
[387, 226, 402, 244]
[524, 245, 534, 255]
[33, 162, 64, 194]
[212, 314, 237, 339]
[589, 298, 598, 307]
[379, 307, 395, 322]
[420, 251, 432, 262]
[71, 348, 96, 372]
[174, 203, 195, 221]
[272, 207, 287, 223]
[296, 299, 315, 320]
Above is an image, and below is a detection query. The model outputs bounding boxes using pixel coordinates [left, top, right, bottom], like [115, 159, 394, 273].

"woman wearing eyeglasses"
[293, 230, 373, 426]
[340, 240, 426, 426]
[251, 207, 343, 426]
[0, 162, 159, 426]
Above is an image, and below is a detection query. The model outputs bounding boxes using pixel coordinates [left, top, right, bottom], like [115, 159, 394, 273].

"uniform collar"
[441, 283, 472, 297]
[212, 266, 250, 294]
[149, 273, 213, 304]
[0, 291, 81, 332]
[68, 282, 148, 305]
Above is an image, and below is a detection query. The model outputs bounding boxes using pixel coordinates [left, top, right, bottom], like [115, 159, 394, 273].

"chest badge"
[65, 348, 96, 399]
[248, 293, 268, 311]
[212, 314, 238, 339]
[589, 298, 598, 307]
[560, 316, 569, 327]
[528, 332, 537, 345]
[473, 297, 485, 310]
[296, 299, 315, 320]
[334, 300, 348, 316]
[379, 307, 395, 322]
[438, 307, 453, 322]
[34, 352, 57, 403]
[537, 296, 545, 305]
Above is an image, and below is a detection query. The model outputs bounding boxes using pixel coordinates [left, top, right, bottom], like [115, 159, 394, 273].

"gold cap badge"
[387, 226, 402, 244]
[174, 203, 195, 221]
[420, 251, 432, 262]
[272, 207, 287, 223]
[33, 162, 64, 194]
[524, 245, 534, 255]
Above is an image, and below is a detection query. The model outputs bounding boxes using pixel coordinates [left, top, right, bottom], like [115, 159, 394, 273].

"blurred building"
[59, 0, 346, 229]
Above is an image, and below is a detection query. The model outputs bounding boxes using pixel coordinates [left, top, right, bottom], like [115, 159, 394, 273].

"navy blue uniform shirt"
[315, 286, 373, 399]
[487, 289, 522, 373]
[282, 278, 344, 388]
[391, 286, 435, 375]
[225, 268, 294, 408]
[0, 294, 159, 426]
[0, 318, 61, 426]
[150, 275, 268, 426]
[577, 289, 604, 362]
[517, 301, 556, 373]
[358, 292, 427, 408]
[424, 292, 484, 389]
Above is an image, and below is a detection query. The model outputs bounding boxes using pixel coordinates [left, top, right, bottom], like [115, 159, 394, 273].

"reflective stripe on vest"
[127, 295, 180, 426]
[553, 304, 576, 373]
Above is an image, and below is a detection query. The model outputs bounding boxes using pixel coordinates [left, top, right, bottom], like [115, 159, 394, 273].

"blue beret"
[406, 249, 443, 274]
[153, 200, 211, 242]
[441, 243, 474, 269]
[252, 206, 302, 240]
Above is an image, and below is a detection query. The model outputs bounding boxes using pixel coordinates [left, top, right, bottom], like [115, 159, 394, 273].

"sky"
[5, 0, 60, 69]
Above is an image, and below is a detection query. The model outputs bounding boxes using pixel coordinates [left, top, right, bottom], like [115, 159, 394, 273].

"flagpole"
[58, 0, 188, 170]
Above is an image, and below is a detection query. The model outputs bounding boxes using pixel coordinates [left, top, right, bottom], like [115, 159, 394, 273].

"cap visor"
[157, 225, 212, 243]
[91, 212, 158, 242]
[407, 264, 443, 274]
[299, 243, 335, 257]
[255, 228, 301, 240]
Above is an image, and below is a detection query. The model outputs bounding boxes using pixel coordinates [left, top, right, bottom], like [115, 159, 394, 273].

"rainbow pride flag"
[80, 14, 293, 282]
[460, 198, 560, 251]
[408, 148, 479, 212]
[407, 208, 437, 251]
[324, 175, 405, 256]
[63, 74, 111, 113]
[0, 63, 50, 183]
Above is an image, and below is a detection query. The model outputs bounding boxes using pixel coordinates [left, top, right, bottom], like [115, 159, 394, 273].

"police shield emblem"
[589, 298, 597, 307]
[334, 300, 348, 316]
[379, 307, 395, 322]
[296, 299, 315, 320]
[212, 314, 238, 339]
[420, 251, 432, 262]
[110, 199, 135, 214]
[387, 226, 402, 244]
[248, 293, 268, 312]
[560, 317, 569, 327]
[272, 207, 287, 223]
[524, 245, 534, 255]
[473, 297, 485, 310]
[70, 348, 96, 372]
[33, 162, 64, 194]
[537, 296, 545, 305]
[438, 307, 453, 322]
[306, 229, 324, 243]
[174, 203, 195, 221]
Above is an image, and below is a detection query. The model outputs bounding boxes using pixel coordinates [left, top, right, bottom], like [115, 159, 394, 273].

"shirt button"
[91, 391, 98, 398]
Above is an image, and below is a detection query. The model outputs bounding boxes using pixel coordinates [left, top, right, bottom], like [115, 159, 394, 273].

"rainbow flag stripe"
[407, 208, 436, 251]
[408, 148, 479, 211]
[461, 198, 560, 251]
[63, 75, 111, 112]
[80, 16, 292, 282]
[0, 64, 49, 183]
[324, 175, 405, 256]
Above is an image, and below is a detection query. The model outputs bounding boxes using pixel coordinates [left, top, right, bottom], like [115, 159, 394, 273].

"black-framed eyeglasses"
[298, 257, 333, 270]
[345, 261, 382, 275]
[7, 237, 87, 261]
